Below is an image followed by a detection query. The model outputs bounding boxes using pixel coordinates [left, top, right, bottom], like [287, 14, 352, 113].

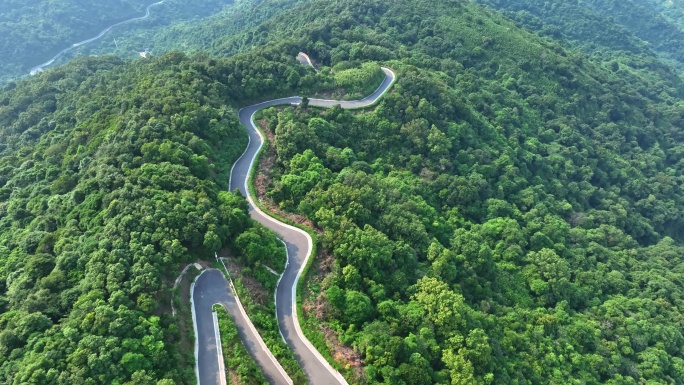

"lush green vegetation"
[476, 0, 684, 72]
[0, 54, 250, 384]
[231, 270, 307, 384]
[171, 264, 202, 379]
[240, 0, 684, 383]
[331, 62, 385, 99]
[219, 212, 308, 382]
[216, 221, 308, 382]
[1, 0, 143, 81]
[3, 0, 684, 383]
[79, 0, 300, 63]
[0, 39, 341, 383]
[212, 304, 268, 385]
[0, 0, 236, 84]
[640, 0, 684, 30]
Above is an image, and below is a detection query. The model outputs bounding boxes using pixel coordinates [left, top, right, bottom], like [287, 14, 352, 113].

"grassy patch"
[333, 62, 385, 98]
[172, 264, 203, 385]
[213, 304, 269, 385]
[231, 275, 306, 383]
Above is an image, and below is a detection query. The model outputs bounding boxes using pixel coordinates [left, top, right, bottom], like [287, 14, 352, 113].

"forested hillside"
[77, 0, 301, 65]
[639, 0, 684, 29]
[1, 0, 684, 384]
[0, 43, 333, 383]
[0, 0, 236, 84]
[476, 0, 684, 72]
[228, 0, 684, 383]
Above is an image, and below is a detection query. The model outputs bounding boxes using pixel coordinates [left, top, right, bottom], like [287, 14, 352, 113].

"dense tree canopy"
[2, 0, 684, 384]
[476, 0, 684, 73]
[0, 38, 338, 383]
[0, 0, 237, 85]
[246, 0, 684, 383]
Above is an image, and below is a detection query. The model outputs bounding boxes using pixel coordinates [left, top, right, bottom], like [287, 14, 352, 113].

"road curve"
[30, 1, 164, 75]
[228, 67, 396, 384]
[193, 268, 292, 384]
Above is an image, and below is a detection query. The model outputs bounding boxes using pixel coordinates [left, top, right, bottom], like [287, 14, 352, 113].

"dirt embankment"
[255, 118, 317, 230]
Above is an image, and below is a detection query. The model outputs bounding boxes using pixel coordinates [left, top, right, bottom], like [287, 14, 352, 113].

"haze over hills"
[0, 0, 237, 85]
[477, 0, 684, 72]
[75, 0, 301, 63]
[1, 0, 684, 384]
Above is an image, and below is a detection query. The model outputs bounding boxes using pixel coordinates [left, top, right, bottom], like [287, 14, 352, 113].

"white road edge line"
[216, 257, 293, 385]
[212, 309, 227, 385]
[245, 114, 349, 385]
[230, 67, 395, 385]
[190, 269, 206, 385]
[306, 67, 396, 104]
[276, 239, 288, 345]
[173, 263, 202, 316]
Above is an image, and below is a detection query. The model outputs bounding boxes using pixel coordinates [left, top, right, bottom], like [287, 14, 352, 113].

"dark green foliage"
[248, 0, 684, 383]
[333, 62, 385, 99]
[231, 274, 307, 384]
[235, 225, 286, 269]
[75, 0, 302, 76]
[0, 0, 237, 84]
[213, 305, 269, 385]
[2, 0, 684, 383]
[477, 0, 684, 73]
[0, 42, 324, 383]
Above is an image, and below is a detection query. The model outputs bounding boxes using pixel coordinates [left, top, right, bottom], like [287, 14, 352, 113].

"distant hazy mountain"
[477, 0, 684, 72]
[0, 0, 235, 84]
[2, 0, 684, 384]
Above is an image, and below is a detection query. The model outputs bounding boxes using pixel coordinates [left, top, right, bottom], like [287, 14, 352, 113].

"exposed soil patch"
[255, 118, 318, 231]
[322, 324, 364, 373]
[256, 111, 365, 380]
[219, 253, 269, 306]
[303, 290, 332, 320]
[310, 87, 352, 101]
[302, 249, 336, 319]
[197, 259, 212, 269]
[301, 249, 365, 380]
[255, 118, 276, 199]
[228, 370, 241, 385]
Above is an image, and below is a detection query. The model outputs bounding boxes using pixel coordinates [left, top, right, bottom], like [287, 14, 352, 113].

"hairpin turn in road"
[195, 66, 396, 384]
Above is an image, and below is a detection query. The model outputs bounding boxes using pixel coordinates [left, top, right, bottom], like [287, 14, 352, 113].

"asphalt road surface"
[193, 269, 291, 384]
[226, 67, 396, 384]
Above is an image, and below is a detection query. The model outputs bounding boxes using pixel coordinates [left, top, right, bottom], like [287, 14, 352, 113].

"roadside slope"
[193, 269, 291, 385]
[228, 67, 395, 384]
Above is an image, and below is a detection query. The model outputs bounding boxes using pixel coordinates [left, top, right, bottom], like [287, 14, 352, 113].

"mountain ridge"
[1, 0, 684, 384]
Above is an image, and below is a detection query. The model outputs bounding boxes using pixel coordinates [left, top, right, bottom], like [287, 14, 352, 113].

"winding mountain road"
[30, 1, 164, 75]
[193, 67, 395, 385]
[192, 269, 291, 385]
[228, 67, 396, 384]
